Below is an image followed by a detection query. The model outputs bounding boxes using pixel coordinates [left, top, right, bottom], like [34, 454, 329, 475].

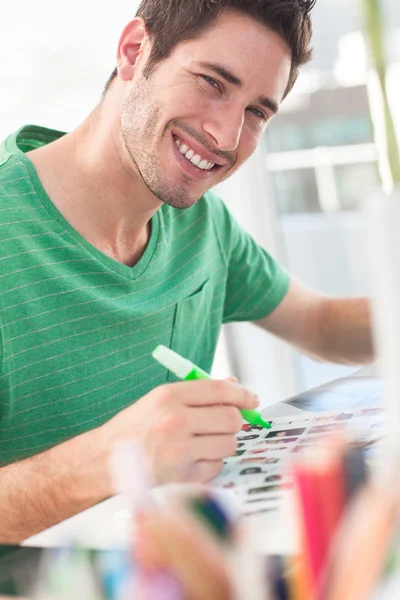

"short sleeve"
[206, 191, 290, 324]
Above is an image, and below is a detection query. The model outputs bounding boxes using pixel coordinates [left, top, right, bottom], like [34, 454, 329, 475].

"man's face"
[121, 11, 292, 209]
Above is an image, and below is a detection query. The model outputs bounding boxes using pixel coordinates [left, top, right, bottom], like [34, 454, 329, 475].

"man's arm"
[0, 379, 258, 543]
[0, 427, 112, 544]
[255, 277, 374, 365]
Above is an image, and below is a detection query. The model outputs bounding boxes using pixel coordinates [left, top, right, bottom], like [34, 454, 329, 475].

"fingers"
[186, 405, 243, 435]
[130, 378, 257, 487]
[189, 460, 224, 483]
[190, 435, 237, 462]
[151, 434, 233, 484]
[164, 380, 259, 410]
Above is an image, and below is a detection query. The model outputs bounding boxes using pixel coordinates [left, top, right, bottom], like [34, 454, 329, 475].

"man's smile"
[171, 133, 223, 180]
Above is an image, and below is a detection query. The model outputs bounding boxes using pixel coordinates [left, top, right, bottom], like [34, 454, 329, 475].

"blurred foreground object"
[361, 0, 400, 189]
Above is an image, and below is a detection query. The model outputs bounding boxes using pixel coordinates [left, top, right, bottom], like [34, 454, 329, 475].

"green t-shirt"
[0, 125, 289, 465]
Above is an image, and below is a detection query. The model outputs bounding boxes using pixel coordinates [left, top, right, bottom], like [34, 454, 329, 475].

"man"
[0, 0, 373, 542]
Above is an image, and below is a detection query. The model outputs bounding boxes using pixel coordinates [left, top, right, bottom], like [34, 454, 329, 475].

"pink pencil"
[293, 461, 326, 595]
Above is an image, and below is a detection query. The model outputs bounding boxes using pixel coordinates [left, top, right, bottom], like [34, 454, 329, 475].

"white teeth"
[174, 136, 216, 171]
[191, 154, 201, 166]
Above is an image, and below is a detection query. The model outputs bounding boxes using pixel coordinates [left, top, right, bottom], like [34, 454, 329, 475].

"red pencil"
[315, 445, 346, 561]
[292, 458, 326, 596]
[292, 439, 347, 599]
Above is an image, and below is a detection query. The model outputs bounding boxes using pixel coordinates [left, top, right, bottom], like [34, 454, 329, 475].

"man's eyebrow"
[196, 61, 279, 115]
[197, 61, 242, 87]
[259, 95, 279, 115]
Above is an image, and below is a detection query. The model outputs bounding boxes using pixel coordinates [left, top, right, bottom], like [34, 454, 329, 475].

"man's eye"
[248, 107, 268, 121]
[201, 75, 221, 91]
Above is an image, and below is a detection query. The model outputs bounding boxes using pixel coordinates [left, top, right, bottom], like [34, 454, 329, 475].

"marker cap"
[152, 345, 193, 380]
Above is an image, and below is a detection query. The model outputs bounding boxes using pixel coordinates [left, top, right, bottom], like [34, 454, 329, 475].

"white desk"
[23, 365, 382, 555]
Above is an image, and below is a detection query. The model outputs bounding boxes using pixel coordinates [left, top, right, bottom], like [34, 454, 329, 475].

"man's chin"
[161, 196, 201, 210]
[144, 176, 207, 210]
[153, 188, 204, 210]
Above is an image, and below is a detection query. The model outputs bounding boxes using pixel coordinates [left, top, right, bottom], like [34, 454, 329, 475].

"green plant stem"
[362, 0, 400, 185]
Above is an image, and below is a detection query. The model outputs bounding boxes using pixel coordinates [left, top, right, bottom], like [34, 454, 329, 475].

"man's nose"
[203, 103, 244, 154]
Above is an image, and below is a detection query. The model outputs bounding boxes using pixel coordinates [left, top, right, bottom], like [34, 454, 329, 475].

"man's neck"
[26, 110, 161, 267]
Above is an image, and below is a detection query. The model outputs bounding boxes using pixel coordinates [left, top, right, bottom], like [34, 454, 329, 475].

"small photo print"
[248, 484, 280, 495]
[266, 428, 306, 439]
[240, 456, 280, 465]
[263, 457, 280, 465]
[249, 447, 286, 455]
[241, 424, 268, 433]
[313, 413, 353, 424]
[261, 436, 298, 445]
[264, 474, 283, 483]
[237, 434, 260, 442]
[239, 467, 263, 476]
[234, 449, 246, 457]
[308, 424, 346, 435]
[240, 457, 269, 465]
[246, 496, 280, 504]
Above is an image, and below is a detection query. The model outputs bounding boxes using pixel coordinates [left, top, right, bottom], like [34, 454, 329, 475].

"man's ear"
[116, 18, 149, 82]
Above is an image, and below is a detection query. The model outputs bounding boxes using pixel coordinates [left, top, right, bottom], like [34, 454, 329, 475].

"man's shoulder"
[0, 124, 33, 166]
[0, 131, 18, 172]
[0, 124, 65, 199]
[0, 155, 26, 191]
[0, 125, 65, 166]
[0, 125, 34, 190]
[0, 137, 35, 218]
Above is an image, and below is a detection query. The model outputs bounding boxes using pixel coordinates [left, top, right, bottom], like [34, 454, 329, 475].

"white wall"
[280, 212, 369, 390]
[215, 148, 299, 406]
[0, 1, 140, 137]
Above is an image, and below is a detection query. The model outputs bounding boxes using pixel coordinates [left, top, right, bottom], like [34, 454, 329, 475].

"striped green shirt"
[0, 125, 289, 465]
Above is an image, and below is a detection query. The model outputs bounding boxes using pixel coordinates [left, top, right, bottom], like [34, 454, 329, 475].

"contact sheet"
[213, 407, 386, 517]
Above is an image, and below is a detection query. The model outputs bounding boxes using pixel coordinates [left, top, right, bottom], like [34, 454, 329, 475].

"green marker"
[152, 345, 271, 429]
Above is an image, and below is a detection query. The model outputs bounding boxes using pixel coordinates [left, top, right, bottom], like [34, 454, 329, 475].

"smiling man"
[112, 10, 289, 209]
[0, 0, 373, 542]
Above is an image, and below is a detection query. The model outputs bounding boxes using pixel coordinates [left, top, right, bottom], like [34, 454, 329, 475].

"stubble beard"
[121, 77, 208, 210]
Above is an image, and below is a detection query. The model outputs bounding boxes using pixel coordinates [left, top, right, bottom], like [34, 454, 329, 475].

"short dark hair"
[103, 0, 316, 98]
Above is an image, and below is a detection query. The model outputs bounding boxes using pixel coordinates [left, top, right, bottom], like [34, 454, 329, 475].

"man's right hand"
[0, 379, 259, 543]
[101, 379, 259, 486]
